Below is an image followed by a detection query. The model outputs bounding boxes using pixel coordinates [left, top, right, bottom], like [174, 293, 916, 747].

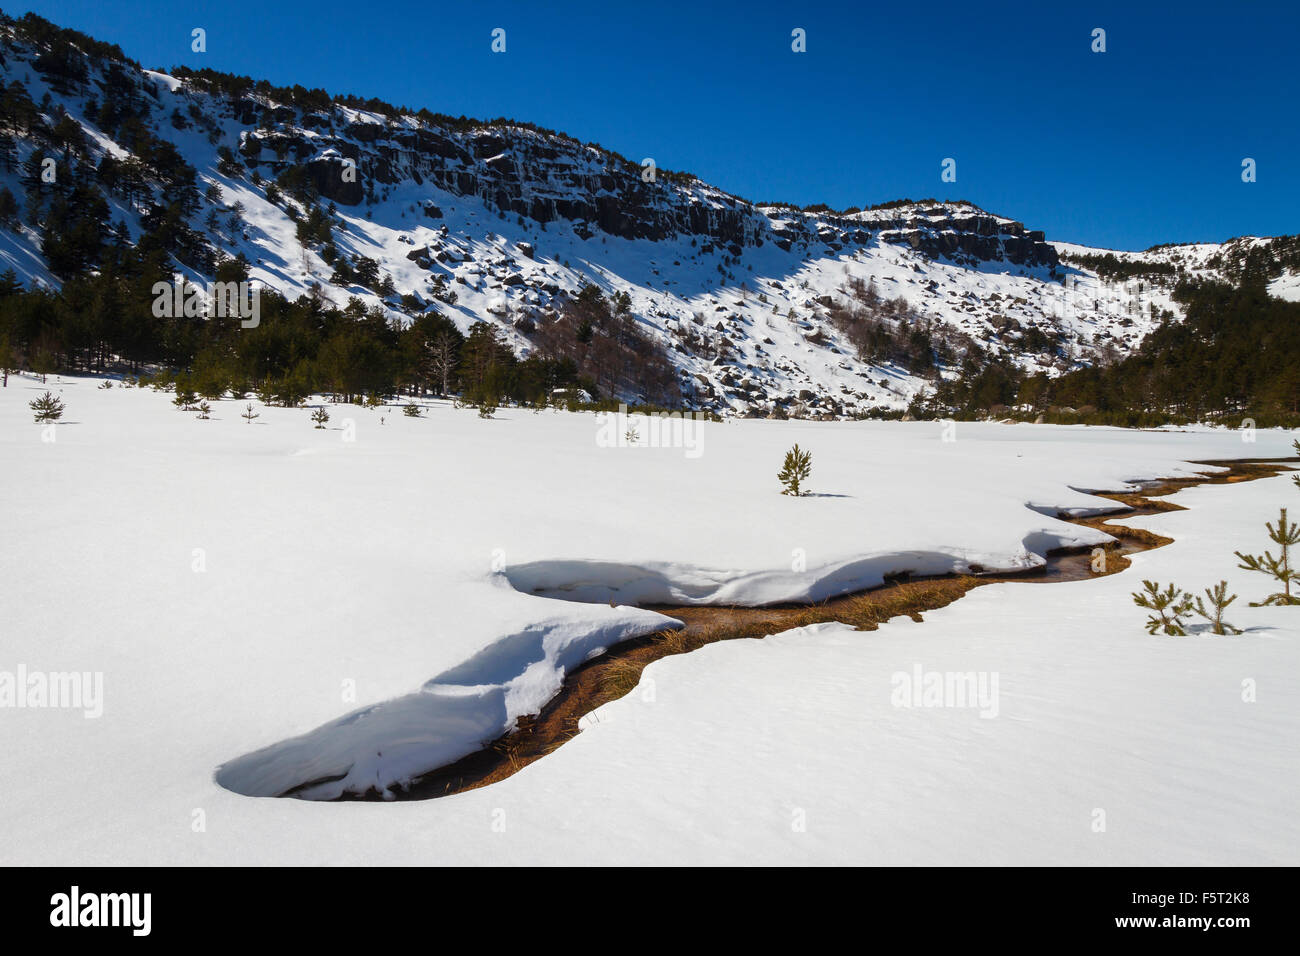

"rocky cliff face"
[859, 208, 1054, 267]
[243, 116, 762, 248]
[239, 112, 1057, 269]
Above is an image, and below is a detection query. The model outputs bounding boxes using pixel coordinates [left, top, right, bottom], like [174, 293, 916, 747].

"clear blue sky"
[11, 0, 1298, 249]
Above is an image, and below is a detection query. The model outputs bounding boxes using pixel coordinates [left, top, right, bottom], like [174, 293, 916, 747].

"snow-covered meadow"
[1, 375, 1297, 864]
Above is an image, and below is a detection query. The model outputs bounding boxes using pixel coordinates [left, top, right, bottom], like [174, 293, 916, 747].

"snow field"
[1, 376, 1296, 863]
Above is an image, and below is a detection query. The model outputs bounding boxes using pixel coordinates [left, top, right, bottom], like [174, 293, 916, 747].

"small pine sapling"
[1234, 507, 1299, 605]
[403, 403, 421, 417]
[1132, 580, 1194, 635]
[196, 401, 212, 420]
[778, 443, 812, 496]
[173, 386, 197, 411]
[478, 399, 497, 419]
[311, 407, 330, 429]
[1192, 581, 1242, 635]
[242, 402, 259, 424]
[1293, 440, 1299, 491]
[29, 391, 64, 423]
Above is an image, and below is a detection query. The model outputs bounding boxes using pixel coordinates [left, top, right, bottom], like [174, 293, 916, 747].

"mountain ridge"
[1, 9, 1296, 416]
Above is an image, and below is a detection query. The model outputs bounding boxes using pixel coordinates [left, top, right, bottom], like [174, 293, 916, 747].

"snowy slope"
[1268, 271, 1300, 302]
[3, 19, 1295, 419]
[1054, 235, 1300, 321]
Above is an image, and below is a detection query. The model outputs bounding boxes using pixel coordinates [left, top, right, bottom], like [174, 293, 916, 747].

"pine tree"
[778, 443, 812, 496]
[31, 348, 56, 383]
[196, 401, 212, 419]
[0, 186, 17, 226]
[173, 385, 197, 411]
[242, 402, 259, 424]
[0, 268, 21, 297]
[1293, 440, 1299, 492]
[0, 327, 14, 386]
[1192, 581, 1242, 635]
[1235, 508, 1300, 606]
[402, 402, 421, 417]
[1132, 580, 1193, 635]
[29, 391, 64, 423]
[311, 407, 330, 429]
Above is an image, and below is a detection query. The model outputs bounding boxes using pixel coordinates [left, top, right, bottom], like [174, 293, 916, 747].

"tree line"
[909, 278, 1300, 427]
[0, 254, 689, 410]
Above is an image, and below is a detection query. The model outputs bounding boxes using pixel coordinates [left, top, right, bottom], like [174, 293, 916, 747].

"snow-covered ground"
[1268, 270, 1300, 302]
[1, 376, 1297, 864]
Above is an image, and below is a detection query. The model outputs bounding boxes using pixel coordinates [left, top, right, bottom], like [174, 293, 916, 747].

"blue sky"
[12, 0, 1298, 249]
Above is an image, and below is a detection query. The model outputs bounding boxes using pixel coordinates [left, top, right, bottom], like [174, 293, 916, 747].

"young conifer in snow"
[779, 443, 812, 496]
[242, 402, 259, 424]
[1235, 507, 1300, 606]
[1192, 581, 1242, 635]
[29, 391, 64, 422]
[0, 329, 15, 387]
[1132, 580, 1194, 635]
[403, 402, 421, 417]
[196, 401, 212, 419]
[311, 407, 330, 429]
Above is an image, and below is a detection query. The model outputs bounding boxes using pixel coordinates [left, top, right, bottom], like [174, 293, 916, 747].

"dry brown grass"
[599, 658, 649, 698]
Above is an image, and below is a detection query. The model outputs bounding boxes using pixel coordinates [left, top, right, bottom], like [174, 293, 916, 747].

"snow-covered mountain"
[2, 12, 1296, 415]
